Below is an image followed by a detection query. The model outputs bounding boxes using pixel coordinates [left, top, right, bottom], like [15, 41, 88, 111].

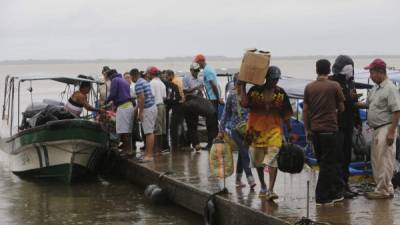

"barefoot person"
[130, 68, 157, 162]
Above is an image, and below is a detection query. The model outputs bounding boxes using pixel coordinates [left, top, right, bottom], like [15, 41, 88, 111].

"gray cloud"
[0, 0, 399, 60]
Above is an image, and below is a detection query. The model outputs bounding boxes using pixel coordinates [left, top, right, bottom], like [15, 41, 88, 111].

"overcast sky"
[0, 0, 399, 60]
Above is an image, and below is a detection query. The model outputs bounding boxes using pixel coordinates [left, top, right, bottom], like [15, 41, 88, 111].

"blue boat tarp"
[355, 69, 400, 83]
[283, 117, 372, 176]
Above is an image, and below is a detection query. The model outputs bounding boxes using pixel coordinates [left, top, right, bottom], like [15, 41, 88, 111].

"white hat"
[190, 62, 200, 70]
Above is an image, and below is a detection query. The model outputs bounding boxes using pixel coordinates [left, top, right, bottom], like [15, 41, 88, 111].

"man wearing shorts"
[105, 69, 134, 155]
[239, 66, 293, 199]
[148, 66, 167, 153]
[130, 68, 157, 162]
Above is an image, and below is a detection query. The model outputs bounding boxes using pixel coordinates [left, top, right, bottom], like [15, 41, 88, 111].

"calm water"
[0, 151, 203, 225]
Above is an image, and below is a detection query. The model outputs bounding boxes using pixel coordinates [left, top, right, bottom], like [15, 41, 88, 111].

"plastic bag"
[209, 139, 234, 178]
[352, 128, 369, 155]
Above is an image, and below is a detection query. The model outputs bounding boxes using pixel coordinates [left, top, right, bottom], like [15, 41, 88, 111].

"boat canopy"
[355, 69, 400, 83]
[19, 76, 103, 85]
[278, 77, 310, 99]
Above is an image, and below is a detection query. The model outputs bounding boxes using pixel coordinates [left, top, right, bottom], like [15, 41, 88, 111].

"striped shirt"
[135, 78, 155, 108]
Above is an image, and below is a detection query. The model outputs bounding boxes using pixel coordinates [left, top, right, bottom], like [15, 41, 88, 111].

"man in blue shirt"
[194, 54, 224, 112]
[130, 68, 157, 162]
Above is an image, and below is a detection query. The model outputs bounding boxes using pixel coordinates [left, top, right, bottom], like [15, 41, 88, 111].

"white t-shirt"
[130, 83, 136, 98]
[150, 78, 166, 105]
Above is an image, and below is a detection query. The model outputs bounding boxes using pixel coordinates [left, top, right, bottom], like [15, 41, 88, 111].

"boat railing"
[2, 75, 102, 137]
[2, 75, 18, 136]
[2, 75, 9, 121]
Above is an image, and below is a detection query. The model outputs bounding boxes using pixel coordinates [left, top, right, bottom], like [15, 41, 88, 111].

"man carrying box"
[239, 66, 293, 200]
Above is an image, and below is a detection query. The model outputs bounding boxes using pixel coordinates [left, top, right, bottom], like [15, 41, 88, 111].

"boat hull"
[6, 119, 108, 182]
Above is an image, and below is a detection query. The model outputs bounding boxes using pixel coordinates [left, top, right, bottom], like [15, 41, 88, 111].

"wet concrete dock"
[112, 150, 400, 225]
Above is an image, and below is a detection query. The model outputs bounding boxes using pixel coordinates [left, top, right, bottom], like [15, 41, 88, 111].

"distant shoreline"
[1, 55, 400, 65]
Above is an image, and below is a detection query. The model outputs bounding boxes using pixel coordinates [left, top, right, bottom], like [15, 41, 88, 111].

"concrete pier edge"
[111, 152, 291, 225]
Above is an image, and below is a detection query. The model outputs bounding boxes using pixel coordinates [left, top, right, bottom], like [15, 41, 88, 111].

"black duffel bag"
[277, 143, 305, 174]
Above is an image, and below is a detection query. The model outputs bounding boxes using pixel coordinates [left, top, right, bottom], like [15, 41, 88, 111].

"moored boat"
[1, 75, 109, 182]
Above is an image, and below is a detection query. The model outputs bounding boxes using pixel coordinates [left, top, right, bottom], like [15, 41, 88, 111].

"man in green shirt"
[357, 58, 400, 199]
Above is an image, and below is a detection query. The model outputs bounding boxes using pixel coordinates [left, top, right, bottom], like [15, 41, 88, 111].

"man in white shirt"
[124, 72, 136, 100]
[148, 66, 167, 141]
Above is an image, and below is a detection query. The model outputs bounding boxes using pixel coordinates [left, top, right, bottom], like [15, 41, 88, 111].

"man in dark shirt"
[329, 55, 361, 198]
[240, 66, 293, 200]
[303, 59, 345, 205]
[105, 69, 134, 155]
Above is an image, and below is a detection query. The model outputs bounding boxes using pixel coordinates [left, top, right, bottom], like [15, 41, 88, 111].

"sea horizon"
[2, 54, 400, 65]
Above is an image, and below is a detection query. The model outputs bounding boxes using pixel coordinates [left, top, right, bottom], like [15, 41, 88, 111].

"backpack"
[164, 81, 181, 107]
[277, 143, 305, 174]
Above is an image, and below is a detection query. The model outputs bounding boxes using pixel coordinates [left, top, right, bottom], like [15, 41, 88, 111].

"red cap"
[194, 54, 205, 63]
[146, 66, 160, 75]
[364, 58, 386, 70]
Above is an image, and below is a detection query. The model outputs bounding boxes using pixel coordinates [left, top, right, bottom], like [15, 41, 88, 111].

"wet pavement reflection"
[137, 150, 400, 225]
[0, 151, 202, 225]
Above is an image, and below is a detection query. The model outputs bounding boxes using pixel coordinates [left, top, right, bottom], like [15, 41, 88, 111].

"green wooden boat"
[2, 75, 109, 182]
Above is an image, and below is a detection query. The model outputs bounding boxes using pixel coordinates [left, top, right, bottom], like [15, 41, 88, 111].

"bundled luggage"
[277, 143, 305, 174]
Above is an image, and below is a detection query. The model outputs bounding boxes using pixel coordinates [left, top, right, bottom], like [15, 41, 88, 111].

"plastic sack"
[352, 128, 369, 155]
[209, 139, 234, 178]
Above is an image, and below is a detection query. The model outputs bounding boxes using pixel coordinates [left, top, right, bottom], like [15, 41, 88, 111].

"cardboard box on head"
[238, 49, 271, 85]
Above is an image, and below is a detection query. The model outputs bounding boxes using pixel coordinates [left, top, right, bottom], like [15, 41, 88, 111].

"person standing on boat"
[357, 59, 400, 199]
[329, 55, 361, 198]
[303, 59, 345, 205]
[239, 66, 293, 200]
[65, 81, 102, 117]
[130, 68, 157, 162]
[105, 69, 134, 156]
[218, 73, 256, 189]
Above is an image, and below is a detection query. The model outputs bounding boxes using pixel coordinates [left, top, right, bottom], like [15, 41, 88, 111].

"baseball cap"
[364, 58, 386, 70]
[146, 66, 160, 75]
[194, 54, 205, 63]
[190, 62, 200, 70]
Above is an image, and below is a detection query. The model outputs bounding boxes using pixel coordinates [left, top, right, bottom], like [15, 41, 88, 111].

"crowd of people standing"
[98, 54, 221, 162]
[95, 54, 399, 205]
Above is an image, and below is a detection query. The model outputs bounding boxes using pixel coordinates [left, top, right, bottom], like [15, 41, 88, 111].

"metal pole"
[306, 180, 310, 219]
[10, 78, 15, 136]
[17, 80, 22, 132]
[222, 146, 226, 190]
[2, 75, 9, 120]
